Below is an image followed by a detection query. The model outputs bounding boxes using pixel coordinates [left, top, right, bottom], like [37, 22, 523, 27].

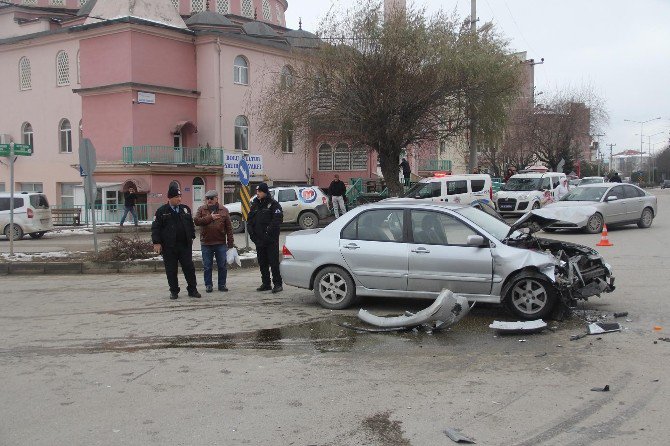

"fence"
[51, 204, 150, 225]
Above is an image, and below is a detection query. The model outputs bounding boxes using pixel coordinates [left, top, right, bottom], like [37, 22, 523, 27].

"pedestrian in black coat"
[151, 185, 200, 300]
[247, 182, 284, 293]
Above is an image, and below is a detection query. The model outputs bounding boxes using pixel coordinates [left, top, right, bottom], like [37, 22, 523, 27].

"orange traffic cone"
[596, 224, 613, 247]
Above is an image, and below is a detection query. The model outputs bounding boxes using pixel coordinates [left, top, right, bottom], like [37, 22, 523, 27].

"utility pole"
[467, 0, 477, 174]
[607, 143, 616, 175]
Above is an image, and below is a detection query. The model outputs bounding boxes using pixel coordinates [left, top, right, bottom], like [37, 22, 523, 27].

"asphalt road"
[1, 191, 669, 445]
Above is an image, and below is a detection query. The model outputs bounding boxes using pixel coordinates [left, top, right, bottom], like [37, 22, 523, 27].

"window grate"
[56, 51, 70, 86]
[275, 3, 282, 24]
[191, 0, 204, 13]
[217, 0, 229, 14]
[19, 57, 31, 90]
[262, 0, 271, 21]
[171, 0, 179, 9]
[241, 0, 253, 18]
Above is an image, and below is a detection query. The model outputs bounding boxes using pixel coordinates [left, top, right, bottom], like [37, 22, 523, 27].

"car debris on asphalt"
[444, 427, 476, 444]
[590, 385, 610, 392]
[587, 322, 621, 335]
[489, 319, 547, 334]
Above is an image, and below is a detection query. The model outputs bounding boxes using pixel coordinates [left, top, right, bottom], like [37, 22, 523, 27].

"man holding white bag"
[194, 190, 236, 293]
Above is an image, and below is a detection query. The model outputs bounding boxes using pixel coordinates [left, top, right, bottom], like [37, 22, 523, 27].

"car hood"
[507, 206, 598, 236]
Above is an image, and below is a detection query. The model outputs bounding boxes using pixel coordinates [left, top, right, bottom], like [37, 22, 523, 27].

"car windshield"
[454, 206, 514, 240]
[580, 178, 604, 185]
[503, 177, 541, 191]
[562, 186, 608, 202]
[402, 181, 440, 199]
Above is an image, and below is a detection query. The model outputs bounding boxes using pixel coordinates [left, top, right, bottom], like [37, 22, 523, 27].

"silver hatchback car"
[281, 199, 615, 320]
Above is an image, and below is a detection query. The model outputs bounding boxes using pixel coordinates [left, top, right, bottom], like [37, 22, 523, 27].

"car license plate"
[40, 218, 49, 224]
[499, 204, 513, 210]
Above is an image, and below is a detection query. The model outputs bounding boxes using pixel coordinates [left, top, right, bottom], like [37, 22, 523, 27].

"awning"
[173, 120, 197, 134]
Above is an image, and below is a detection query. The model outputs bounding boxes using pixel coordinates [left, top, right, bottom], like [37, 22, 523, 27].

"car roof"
[511, 172, 564, 178]
[419, 174, 490, 182]
[376, 198, 468, 210]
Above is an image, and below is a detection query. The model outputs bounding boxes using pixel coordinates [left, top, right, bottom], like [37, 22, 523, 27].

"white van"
[402, 173, 494, 205]
[495, 172, 567, 215]
[0, 192, 53, 239]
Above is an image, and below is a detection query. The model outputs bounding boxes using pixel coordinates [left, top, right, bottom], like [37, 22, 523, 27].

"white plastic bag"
[226, 247, 241, 267]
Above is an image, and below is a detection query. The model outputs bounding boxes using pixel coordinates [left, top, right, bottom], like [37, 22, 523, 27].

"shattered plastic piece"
[613, 312, 628, 318]
[444, 428, 476, 444]
[535, 352, 547, 357]
[337, 322, 408, 333]
[570, 333, 587, 341]
[518, 339, 527, 342]
[590, 385, 610, 392]
[357, 289, 470, 330]
[587, 322, 621, 335]
[658, 337, 670, 342]
[489, 319, 547, 334]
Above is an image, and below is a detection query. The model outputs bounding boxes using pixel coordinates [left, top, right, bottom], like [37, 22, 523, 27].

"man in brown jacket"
[194, 190, 235, 293]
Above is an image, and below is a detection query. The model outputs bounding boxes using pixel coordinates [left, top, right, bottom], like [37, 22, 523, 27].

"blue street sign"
[79, 165, 87, 177]
[238, 158, 250, 186]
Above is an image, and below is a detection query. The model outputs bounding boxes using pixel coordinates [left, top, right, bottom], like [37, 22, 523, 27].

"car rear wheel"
[505, 273, 557, 320]
[583, 213, 604, 234]
[298, 211, 319, 230]
[637, 207, 654, 228]
[230, 214, 244, 233]
[4, 224, 24, 240]
[313, 266, 356, 309]
[29, 232, 45, 239]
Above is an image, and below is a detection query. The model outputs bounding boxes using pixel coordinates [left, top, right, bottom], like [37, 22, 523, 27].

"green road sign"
[0, 143, 33, 157]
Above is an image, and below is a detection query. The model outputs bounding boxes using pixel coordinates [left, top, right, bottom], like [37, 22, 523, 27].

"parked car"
[494, 172, 567, 216]
[661, 180, 670, 189]
[541, 183, 657, 233]
[226, 185, 330, 233]
[578, 176, 606, 185]
[402, 173, 494, 206]
[280, 199, 615, 320]
[0, 192, 53, 239]
[569, 178, 582, 187]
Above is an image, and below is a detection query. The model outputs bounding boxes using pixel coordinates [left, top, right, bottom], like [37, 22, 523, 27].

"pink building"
[1, 0, 376, 221]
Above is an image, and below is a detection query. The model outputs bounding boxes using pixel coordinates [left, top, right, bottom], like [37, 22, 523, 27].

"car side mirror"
[606, 195, 618, 201]
[467, 235, 486, 247]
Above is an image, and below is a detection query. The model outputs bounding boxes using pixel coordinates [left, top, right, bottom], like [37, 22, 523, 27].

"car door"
[339, 209, 408, 291]
[444, 180, 468, 204]
[603, 185, 627, 223]
[622, 185, 645, 221]
[276, 188, 300, 223]
[407, 210, 493, 295]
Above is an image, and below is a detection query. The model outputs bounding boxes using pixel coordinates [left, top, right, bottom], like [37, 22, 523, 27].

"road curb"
[1, 256, 258, 276]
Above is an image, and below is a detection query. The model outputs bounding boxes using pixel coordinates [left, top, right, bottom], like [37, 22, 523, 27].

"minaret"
[384, 0, 406, 21]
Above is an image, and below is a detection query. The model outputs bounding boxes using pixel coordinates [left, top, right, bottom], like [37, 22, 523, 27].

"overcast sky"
[286, 0, 670, 158]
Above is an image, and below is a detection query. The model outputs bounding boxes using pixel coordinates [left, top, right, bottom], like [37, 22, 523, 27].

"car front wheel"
[298, 211, 319, 230]
[313, 266, 356, 309]
[637, 207, 654, 228]
[505, 273, 557, 320]
[230, 214, 244, 233]
[584, 213, 604, 234]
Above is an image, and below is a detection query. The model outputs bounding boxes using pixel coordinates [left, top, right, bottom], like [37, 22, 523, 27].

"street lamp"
[624, 117, 661, 182]
[634, 130, 667, 182]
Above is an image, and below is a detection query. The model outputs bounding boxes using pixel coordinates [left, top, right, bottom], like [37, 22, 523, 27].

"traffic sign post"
[0, 142, 32, 256]
[78, 138, 99, 253]
[238, 157, 251, 248]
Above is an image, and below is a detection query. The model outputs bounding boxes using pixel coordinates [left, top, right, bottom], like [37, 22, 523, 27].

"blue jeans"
[201, 244, 228, 288]
[120, 206, 138, 225]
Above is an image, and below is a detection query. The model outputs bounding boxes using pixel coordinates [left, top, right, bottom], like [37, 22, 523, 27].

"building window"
[59, 119, 72, 153]
[280, 65, 294, 89]
[191, 0, 204, 13]
[262, 0, 271, 20]
[56, 51, 70, 86]
[275, 3, 282, 24]
[22, 1, 37, 5]
[0, 183, 4, 192]
[241, 0, 253, 18]
[234, 56, 248, 85]
[351, 144, 367, 171]
[171, 0, 179, 9]
[234, 115, 249, 151]
[79, 0, 87, 6]
[217, 0, 229, 14]
[76, 51, 80, 84]
[19, 57, 31, 90]
[18, 182, 43, 192]
[334, 143, 351, 170]
[282, 122, 294, 154]
[51, 0, 64, 5]
[60, 183, 76, 207]
[318, 144, 333, 171]
[22, 122, 34, 148]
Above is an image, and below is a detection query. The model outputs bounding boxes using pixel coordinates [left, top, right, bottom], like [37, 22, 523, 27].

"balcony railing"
[122, 146, 225, 165]
[418, 159, 452, 172]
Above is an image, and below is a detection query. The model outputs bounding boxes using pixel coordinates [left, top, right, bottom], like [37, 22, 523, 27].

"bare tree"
[254, 1, 522, 195]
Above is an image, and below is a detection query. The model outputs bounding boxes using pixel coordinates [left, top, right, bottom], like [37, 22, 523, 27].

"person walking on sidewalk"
[247, 182, 283, 293]
[194, 190, 234, 293]
[328, 174, 347, 218]
[399, 158, 411, 187]
[120, 187, 139, 226]
[151, 185, 201, 300]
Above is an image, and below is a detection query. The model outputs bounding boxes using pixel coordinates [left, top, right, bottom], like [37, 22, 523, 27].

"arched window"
[234, 115, 249, 151]
[351, 144, 368, 171]
[281, 121, 294, 154]
[191, 0, 204, 13]
[59, 119, 72, 153]
[19, 57, 31, 90]
[56, 50, 70, 86]
[280, 65, 294, 89]
[334, 143, 350, 170]
[275, 3, 282, 24]
[318, 144, 333, 171]
[171, 0, 179, 9]
[262, 0, 271, 20]
[22, 122, 34, 148]
[217, 0, 230, 14]
[241, 0, 253, 18]
[234, 55, 248, 85]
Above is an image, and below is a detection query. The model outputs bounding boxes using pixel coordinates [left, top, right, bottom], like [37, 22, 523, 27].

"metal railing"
[51, 204, 150, 225]
[122, 146, 224, 165]
[418, 159, 452, 172]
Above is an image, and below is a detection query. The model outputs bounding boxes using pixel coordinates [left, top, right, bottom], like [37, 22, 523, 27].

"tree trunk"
[377, 148, 404, 197]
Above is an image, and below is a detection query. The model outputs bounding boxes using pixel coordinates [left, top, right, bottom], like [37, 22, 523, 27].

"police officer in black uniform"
[247, 182, 283, 293]
[151, 185, 201, 299]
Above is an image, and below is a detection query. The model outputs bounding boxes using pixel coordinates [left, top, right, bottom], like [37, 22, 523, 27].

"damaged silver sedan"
[280, 199, 615, 320]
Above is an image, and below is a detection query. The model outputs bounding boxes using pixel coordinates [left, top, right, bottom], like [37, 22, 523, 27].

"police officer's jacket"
[247, 196, 283, 247]
[151, 203, 196, 247]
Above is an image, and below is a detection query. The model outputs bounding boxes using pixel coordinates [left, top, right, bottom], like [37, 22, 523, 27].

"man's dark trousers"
[257, 240, 282, 287]
[162, 244, 197, 294]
